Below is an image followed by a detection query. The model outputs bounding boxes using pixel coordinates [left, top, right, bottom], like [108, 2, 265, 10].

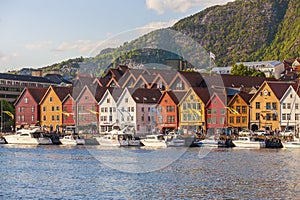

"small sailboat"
[282, 136, 300, 148]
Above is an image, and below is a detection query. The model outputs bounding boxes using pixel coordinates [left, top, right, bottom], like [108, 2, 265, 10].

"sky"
[0, 0, 234, 72]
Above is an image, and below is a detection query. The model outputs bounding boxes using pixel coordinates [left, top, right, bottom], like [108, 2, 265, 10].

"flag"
[209, 51, 216, 60]
[3, 110, 14, 119]
[89, 110, 100, 115]
[225, 107, 239, 114]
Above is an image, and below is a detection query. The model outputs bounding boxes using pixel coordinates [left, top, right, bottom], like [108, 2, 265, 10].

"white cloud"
[142, 19, 177, 29]
[52, 40, 100, 55]
[146, 0, 234, 14]
[24, 41, 53, 50]
[0, 51, 19, 62]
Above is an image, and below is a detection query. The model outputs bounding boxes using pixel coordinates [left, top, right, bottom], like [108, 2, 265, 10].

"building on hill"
[236, 61, 284, 79]
[0, 73, 55, 102]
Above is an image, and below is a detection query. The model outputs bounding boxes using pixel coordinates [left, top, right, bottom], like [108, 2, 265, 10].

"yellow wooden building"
[178, 88, 210, 134]
[39, 86, 73, 132]
[249, 81, 291, 131]
[227, 92, 253, 131]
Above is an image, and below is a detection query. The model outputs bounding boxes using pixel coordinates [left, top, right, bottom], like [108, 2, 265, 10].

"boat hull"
[4, 135, 52, 145]
[140, 140, 167, 148]
[282, 142, 300, 148]
[232, 141, 265, 148]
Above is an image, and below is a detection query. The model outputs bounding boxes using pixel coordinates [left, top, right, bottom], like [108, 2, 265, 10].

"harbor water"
[1, 145, 300, 199]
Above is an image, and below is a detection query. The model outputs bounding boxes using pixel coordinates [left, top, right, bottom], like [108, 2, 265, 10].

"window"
[236, 116, 240, 123]
[266, 114, 271, 121]
[141, 107, 144, 112]
[166, 106, 175, 112]
[56, 115, 60, 121]
[296, 103, 299, 110]
[167, 116, 175, 123]
[283, 103, 286, 109]
[85, 96, 89, 100]
[212, 108, 217, 114]
[43, 116, 46, 121]
[287, 103, 291, 109]
[207, 109, 211, 114]
[220, 108, 225, 115]
[242, 106, 247, 114]
[56, 106, 59, 111]
[107, 98, 110, 103]
[242, 116, 246, 123]
[31, 115, 34, 121]
[131, 107, 134, 112]
[266, 102, 271, 109]
[148, 116, 151, 121]
[272, 102, 277, 110]
[21, 116, 24, 121]
[220, 117, 225, 124]
[287, 114, 291, 120]
[52, 106, 54, 111]
[31, 106, 35, 112]
[256, 113, 260, 120]
[236, 106, 240, 113]
[183, 103, 186, 110]
[109, 116, 112, 122]
[125, 98, 128, 103]
[24, 97, 28, 103]
[141, 115, 144, 121]
[52, 115, 55, 121]
[282, 114, 286, 120]
[255, 102, 260, 109]
[296, 114, 300, 120]
[290, 94, 293, 98]
[229, 117, 234, 124]
[197, 103, 201, 110]
[272, 114, 277, 121]
[50, 97, 53, 102]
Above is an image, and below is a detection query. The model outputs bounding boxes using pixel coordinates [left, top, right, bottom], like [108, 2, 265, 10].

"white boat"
[195, 136, 219, 147]
[95, 134, 122, 147]
[165, 134, 185, 147]
[233, 136, 266, 148]
[95, 126, 140, 147]
[282, 137, 300, 148]
[140, 134, 167, 148]
[60, 135, 85, 145]
[3, 128, 52, 145]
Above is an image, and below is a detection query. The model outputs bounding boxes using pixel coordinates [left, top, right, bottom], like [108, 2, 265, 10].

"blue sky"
[0, 0, 233, 72]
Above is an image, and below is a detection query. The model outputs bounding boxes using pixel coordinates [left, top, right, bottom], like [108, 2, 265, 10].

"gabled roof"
[227, 92, 253, 106]
[267, 81, 293, 100]
[179, 71, 203, 87]
[52, 86, 74, 101]
[14, 87, 48, 106]
[193, 87, 211, 105]
[131, 88, 162, 103]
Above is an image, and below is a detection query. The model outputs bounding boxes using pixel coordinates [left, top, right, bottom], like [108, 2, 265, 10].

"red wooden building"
[14, 87, 47, 129]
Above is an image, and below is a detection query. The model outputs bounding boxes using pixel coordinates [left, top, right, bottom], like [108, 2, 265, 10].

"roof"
[0, 73, 54, 83]
[14, 87, 48, 106]
[131, 88, 162, 103]
[238, 92, 253, 104]
[52, 86, 74, 101]
[193, 87, 211, 104]
[44, 74, 72, 84]
[236, 60, 283, 67]
[267, 81, 293, 100]
[179, 71, 203, 87]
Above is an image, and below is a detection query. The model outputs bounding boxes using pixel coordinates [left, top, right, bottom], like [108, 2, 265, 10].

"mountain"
[23, 0, 299, 75]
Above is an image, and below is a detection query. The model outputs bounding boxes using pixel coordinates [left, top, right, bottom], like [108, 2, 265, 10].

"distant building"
[236, 61, 284, 79]
[0, 73, 55, 102]
[211, 67, 232, 74]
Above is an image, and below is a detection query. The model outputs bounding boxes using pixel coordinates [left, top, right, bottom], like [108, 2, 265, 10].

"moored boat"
[140, 134, 167, 148]
[232, 136, 265, 148]
[60, 135, 85, 145]
[195, 136, 219, 147]
[3, 128, 52, 145]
